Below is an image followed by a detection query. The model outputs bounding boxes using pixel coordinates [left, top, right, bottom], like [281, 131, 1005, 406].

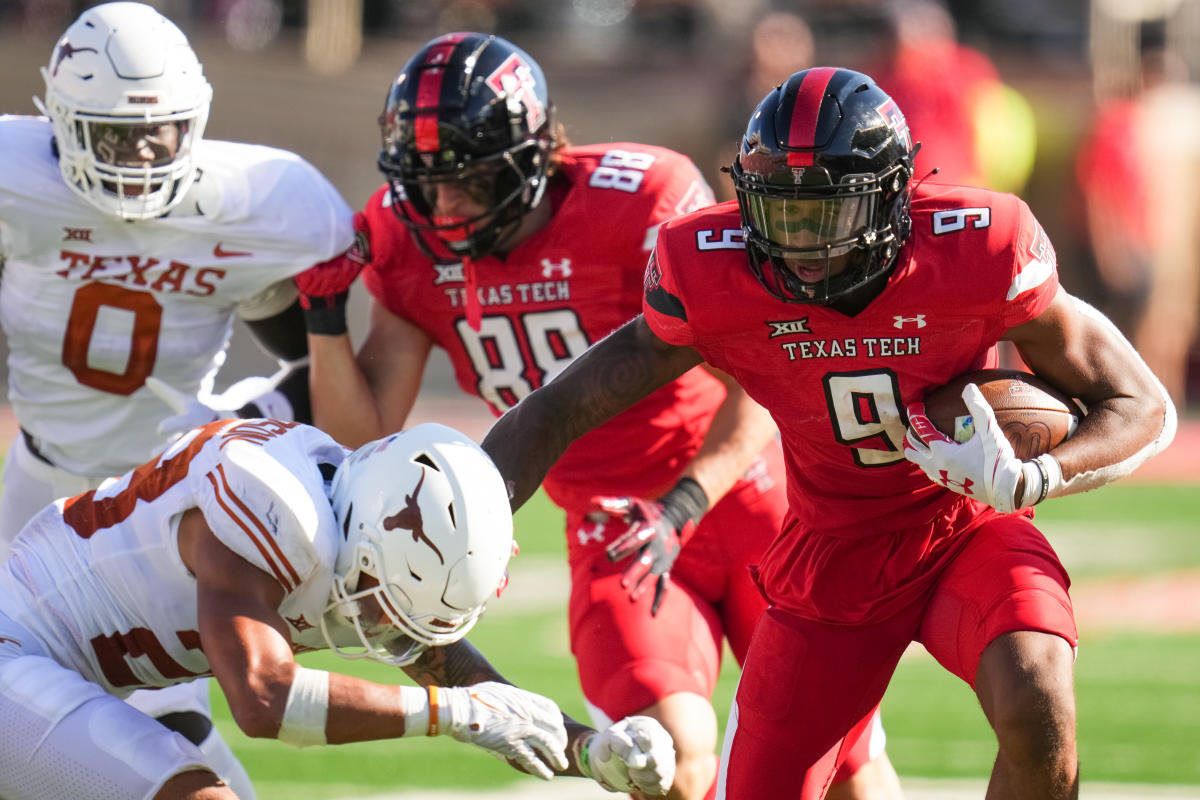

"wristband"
[301, 291, 349, 336]
[657, 476, 710, 530]
[573, 732, 596, 780]
[1018, 460, 1043, 508]
[1032, 456, 1051, 505]
[1034, 453, 1063, 503]
[1018, 453, 1062, 508]
[426, 685, 440, 737]
[277, 666, 329, 747]
[397, 685, 430, 737]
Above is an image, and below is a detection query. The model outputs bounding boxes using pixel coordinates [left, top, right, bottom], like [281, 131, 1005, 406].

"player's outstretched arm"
[1002, 286, 1176, 497]
[402, 641, 675, 792]
[595, 366, 779, 615]
[184, 510, 567, 777]
[482, 315, 702, 511]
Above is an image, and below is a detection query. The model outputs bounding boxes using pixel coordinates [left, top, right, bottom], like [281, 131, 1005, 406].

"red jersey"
[361, 143, 717, 508]
[643, 183, 1060, 533]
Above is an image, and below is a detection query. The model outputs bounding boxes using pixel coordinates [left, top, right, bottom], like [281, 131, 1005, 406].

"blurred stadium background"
[0, 1, 1197, 798]
[2, 0, 1198, 410]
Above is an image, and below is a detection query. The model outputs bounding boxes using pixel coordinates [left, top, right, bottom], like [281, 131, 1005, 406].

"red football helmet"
[732, 68, 917, 306]
[376, 32, 555, 260]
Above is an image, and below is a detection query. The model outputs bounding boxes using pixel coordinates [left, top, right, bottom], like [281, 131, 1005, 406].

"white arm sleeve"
[1053, 296, 1177, 497]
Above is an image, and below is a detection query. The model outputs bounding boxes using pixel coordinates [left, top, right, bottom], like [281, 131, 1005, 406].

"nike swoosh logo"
[213, 243, 252, 258]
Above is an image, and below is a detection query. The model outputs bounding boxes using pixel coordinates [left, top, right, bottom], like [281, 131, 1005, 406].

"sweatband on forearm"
[277, 666, 329, 747]
[301, 291, 350, 336]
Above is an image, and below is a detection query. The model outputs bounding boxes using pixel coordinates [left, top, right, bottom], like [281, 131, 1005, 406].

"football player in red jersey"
[478, 68, 1177, 799]
[298, 36, 901, 800]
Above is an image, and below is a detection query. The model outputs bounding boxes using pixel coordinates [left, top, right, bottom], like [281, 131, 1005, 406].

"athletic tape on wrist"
[1033, 457, 1051, 505]
[1019, 453, 1063, 507]
[1034, 453, 1063, 502]
[1019, 460, 1044, 508]
[278, 666, 329, 747]
[398, 685, 430, 737]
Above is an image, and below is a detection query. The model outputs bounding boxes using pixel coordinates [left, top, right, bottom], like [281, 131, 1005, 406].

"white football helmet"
[322, 423, 515, 666]
[38, 2, 212, 220]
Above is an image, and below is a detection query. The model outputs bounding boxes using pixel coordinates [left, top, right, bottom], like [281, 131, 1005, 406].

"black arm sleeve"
[244, 300, 308, 361]
[241, 300, 312, 423]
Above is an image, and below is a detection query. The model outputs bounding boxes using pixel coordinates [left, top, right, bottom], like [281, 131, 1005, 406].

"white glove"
[438, 682, 569, 781]
[145, 376, 294, 439]
[904, 383, 1024, 513]
[583, 716, 676, 795]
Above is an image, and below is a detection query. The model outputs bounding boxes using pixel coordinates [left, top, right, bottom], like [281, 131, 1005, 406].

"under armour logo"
[767, 318, 812, 337]
[937, 470, 975, 494]
[433, 263, 464, 285]
[63, 227, 92, 242]
[285, 614, 314, 632]
[384, 469, 445, 563]
[893, 315, 926, 329]
[541, 258, 572, 278]
[577, 516, 607, 546]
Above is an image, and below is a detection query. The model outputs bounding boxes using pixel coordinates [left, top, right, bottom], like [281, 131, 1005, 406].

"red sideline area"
[0, 400, 1193, 483]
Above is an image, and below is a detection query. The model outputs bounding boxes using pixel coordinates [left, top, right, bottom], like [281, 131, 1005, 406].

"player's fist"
[904, 384, 1024, 512]
[584, 716, 676, 795]
[436, 682, 568, 781]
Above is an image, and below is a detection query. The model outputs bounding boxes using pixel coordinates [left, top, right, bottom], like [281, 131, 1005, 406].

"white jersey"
[0, 115, 354, 477]
[0, 419, 351, 697]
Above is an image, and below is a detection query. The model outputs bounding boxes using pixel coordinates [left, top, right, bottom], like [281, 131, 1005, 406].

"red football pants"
[719, 511, 1077, 799]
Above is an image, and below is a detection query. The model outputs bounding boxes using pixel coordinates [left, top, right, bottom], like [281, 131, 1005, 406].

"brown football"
[921, 369, 1082, 460]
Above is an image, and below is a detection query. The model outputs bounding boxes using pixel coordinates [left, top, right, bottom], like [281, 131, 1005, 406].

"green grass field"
[210, 482, 1200, 799]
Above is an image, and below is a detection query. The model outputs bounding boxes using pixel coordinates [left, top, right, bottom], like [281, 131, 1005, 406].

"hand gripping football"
[921, 368, 1082, 460]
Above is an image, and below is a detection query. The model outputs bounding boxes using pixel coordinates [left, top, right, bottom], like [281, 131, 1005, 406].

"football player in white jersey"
[0, 3, 357, 797]
[0, 419, 675, 800]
